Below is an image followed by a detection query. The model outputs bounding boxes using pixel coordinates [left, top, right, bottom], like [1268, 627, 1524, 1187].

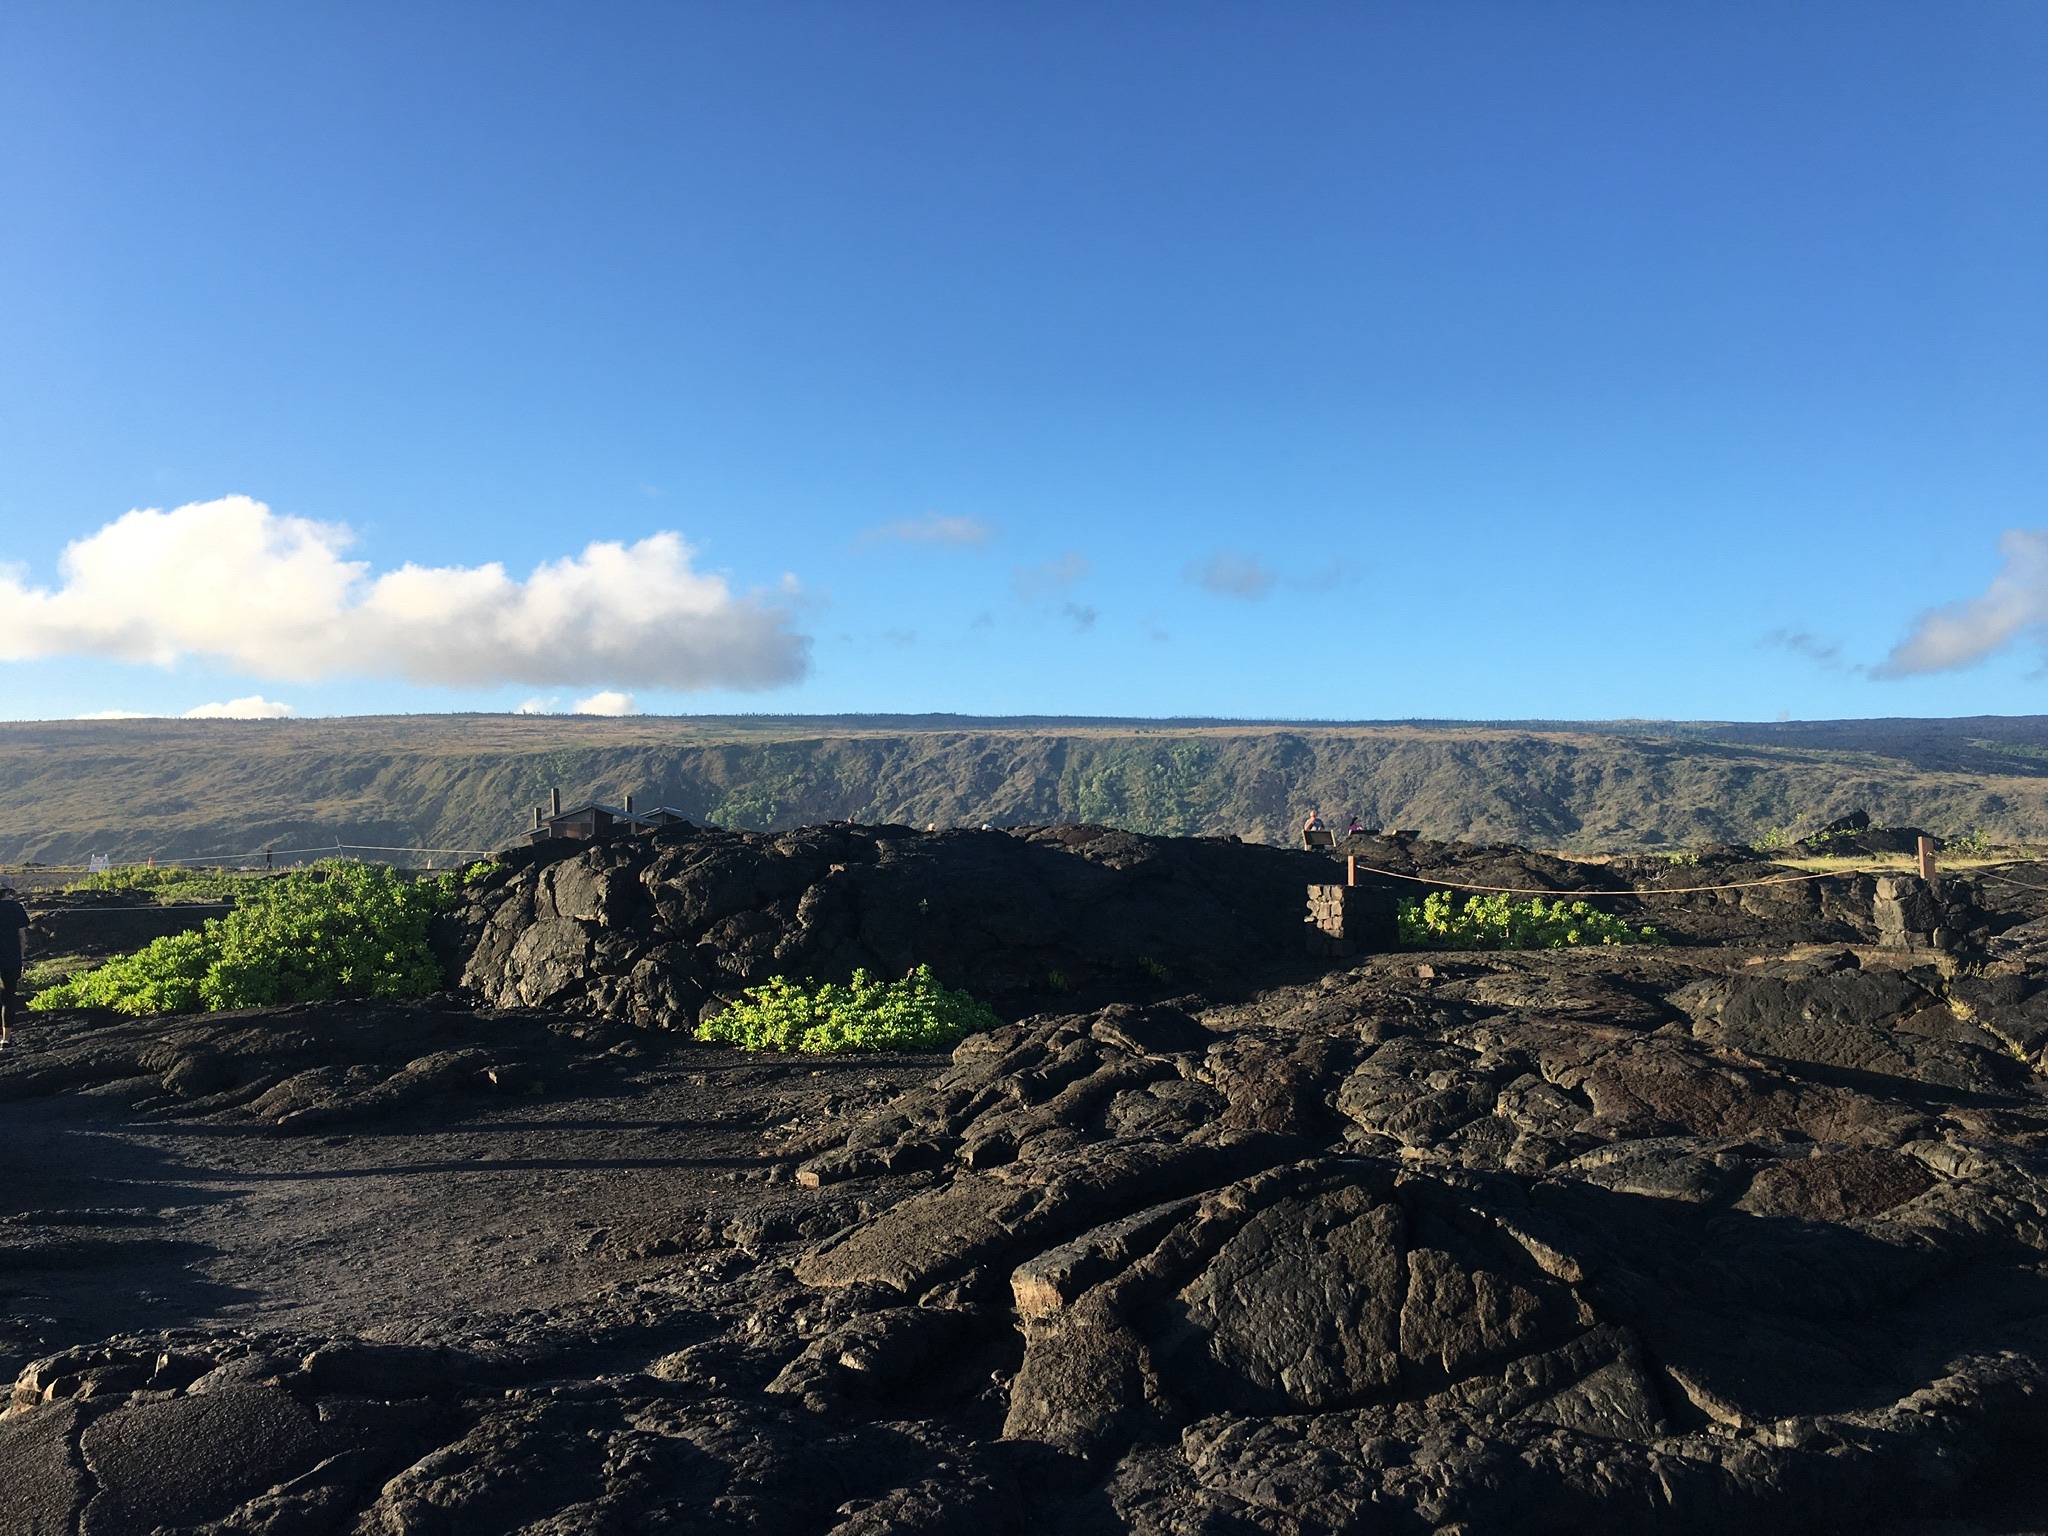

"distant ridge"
[3, 713, 2047, 864]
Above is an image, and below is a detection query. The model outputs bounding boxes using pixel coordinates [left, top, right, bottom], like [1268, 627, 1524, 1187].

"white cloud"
[1185, 551, 1276, 600]
[1287, 560, 1357, 594]
[184, 694, 296, 719]
[1877, 528, 2048, 677]
[572, 690, 639, 716]
[1765, 628, 1843, 668]
[1013, 552, 1091, 601]
[0, 496, 810, 691]
[860, 513, 995, 548]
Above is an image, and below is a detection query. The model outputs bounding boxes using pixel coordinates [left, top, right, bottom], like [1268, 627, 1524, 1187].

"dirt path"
[0, 1016, 936, 1385]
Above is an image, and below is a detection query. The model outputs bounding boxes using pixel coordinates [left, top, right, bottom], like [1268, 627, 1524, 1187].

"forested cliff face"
[4, 714, 2047, 863]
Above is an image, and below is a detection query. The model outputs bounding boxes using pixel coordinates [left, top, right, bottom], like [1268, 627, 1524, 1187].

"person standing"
[0, 884, 28, 1048]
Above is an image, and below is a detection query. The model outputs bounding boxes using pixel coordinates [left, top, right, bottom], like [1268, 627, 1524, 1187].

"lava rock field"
[8, 824, 2048, 1535]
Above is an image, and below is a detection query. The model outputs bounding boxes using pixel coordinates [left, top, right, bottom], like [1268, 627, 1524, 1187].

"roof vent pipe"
[550, 787, 562, 816]
[625, 793, 635, 814]
[532, 806, 541, 831]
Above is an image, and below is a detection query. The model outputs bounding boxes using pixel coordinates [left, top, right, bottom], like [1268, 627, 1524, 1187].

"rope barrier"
[1343, 861, 1847, 900]
[1973, 871, 2048, 895]
[1349, 857, 2048, 901]
[261, 843, 498, 858]
[17, 841, 500, 871]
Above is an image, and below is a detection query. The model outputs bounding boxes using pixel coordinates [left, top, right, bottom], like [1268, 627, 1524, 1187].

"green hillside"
[3, 714, 2046, 865]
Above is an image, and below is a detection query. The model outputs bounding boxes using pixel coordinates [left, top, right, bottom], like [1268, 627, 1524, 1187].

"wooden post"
[1917, 835, 1937, 884]
[1347, 854, 1357, 887]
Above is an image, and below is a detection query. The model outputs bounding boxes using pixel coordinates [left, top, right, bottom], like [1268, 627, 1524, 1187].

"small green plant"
[696, 965, 998, 1053]
[1947, 828, 1994, 858]
[1045, 968, 1071, 993]
[1753, 825, 1793, 852]
[64, 865, 263, 903]
[1398, 891, 1661, 951]
[1661, 850, 1701, 868]
[31, 861, 460, 1015]
[1802, 825, 1861, 851]
[19, 953, 97, 1000]
[1136, 955, 1171, 983]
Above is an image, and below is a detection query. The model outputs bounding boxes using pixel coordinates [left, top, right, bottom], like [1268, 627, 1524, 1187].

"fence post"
[1917, 835, 1937, 885]
[1347, 854, 1357, 888]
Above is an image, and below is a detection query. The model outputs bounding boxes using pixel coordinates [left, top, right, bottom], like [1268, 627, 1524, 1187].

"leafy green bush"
[31, 862, 462, 1014]
[1398, 890, 1660, 950]
[64, 865, 264, 903]
[697, 965, 999, 1053]
[19, 952, 99, 1001]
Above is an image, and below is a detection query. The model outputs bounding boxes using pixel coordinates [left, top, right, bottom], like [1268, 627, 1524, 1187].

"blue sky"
[2, 2, 2045, 722]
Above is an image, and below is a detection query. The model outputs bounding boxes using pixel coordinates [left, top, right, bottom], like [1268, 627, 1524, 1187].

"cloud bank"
[860, 513, 994, 548]
[513, 690, 643, 716]
[1877, 528, 2048, 678]
[1764, 629, 1843, 668]
[1012, 552, 1090, 601]
[0, 496, 810, 691]
[1186, 551, 1276, 600]
[184, 695, 297, 719]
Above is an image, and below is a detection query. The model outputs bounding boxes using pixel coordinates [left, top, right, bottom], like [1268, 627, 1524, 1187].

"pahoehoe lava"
[10, 821, 2048, 1534]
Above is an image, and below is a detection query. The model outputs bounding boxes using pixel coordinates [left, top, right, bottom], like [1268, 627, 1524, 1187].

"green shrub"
[19, 953, 98, 1000]
[64, 865, 263, 903]
[31, 861, 461, 1014]
[1398, 890, 1660, 951]
[697, 965, 999, 1054]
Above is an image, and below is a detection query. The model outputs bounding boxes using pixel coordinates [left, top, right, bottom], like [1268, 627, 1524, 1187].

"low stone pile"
[445, 822, 1339, 1026]
[444, 822, 1956, 1034]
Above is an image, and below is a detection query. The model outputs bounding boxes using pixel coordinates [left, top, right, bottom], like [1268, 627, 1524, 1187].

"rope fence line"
[1340, 861, 1844, 900]
[8, 841, 501, 872]
[262, 843, 498, 858]
[1349, 858, 2048, 902]
[1973, 871, 2048, 896]
[17, 834, 2048, 891]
